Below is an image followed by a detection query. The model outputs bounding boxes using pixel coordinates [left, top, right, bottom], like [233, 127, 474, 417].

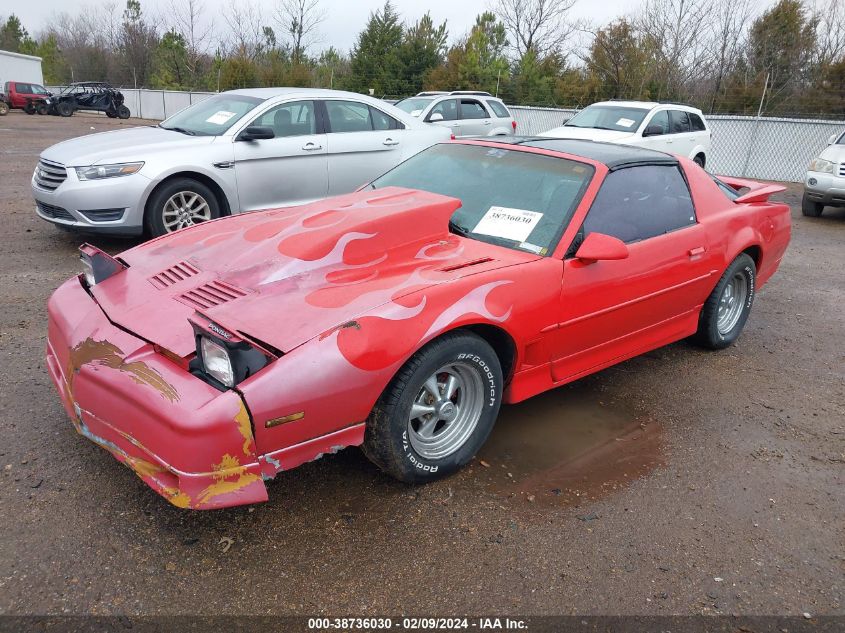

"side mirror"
[575, 232, 629, 263]
[237, 126, 275, 142]
[642, 124, 664, 137]
[429, 112, 444, 122]
[828, 133, 839, 145]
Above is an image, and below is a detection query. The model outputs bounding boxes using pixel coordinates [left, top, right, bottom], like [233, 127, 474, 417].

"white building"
[0, 50, 44, 89]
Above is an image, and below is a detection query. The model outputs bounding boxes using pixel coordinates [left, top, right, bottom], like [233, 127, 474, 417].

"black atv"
[51, 82, 130, 119]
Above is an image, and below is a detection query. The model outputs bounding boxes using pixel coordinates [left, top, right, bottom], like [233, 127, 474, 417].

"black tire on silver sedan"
[145, 178, 221, 237]
[693, 253, 756, 349]
[363, 331, 503, 483]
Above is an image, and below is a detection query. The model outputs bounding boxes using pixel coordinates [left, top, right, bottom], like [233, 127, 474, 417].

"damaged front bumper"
[45, 276, 269, 509]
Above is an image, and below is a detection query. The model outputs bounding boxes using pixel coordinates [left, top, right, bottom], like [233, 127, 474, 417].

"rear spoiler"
[718, 175, 786, 204]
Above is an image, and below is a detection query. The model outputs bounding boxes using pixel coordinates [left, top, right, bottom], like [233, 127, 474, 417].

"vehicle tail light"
[512, 120, 517, 131]
[450, 133, 456, 140]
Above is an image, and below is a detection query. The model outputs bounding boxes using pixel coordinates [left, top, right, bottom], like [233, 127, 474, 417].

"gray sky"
[9, 0, 641, 52]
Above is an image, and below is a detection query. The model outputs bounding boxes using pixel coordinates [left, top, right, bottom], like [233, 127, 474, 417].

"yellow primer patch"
[67, 338, 180, 402]
[195, 454, 261, 507]
[234, 402, 254, 456]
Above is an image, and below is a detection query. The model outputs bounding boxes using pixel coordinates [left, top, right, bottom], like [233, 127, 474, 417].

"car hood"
[819, 143, 845, 163]
[40, 126, 215, 166]
[90, 187, 538, 357]
[540, 126, 635, 142]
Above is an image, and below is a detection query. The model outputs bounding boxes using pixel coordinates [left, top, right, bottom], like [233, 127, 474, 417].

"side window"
[644, 110, 669, 135]
[460, 99, 489, 120]
[579, 166, 696, 245]
[486, 100, 510, 118]
[17, 83, 31, 94]
[428, 99, 457, 121]
[689, 113, 706, 131]
[670, 110, 691, 134]
[250, 100, 316, 137]
[370, 106, 402, 130]
[325, 100, 373, 133]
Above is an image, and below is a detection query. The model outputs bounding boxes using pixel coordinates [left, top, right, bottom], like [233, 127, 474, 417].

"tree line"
[1, 0, 843, 117]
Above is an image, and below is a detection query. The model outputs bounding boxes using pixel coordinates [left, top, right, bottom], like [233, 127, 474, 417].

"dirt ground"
[0, 111, 842, 617]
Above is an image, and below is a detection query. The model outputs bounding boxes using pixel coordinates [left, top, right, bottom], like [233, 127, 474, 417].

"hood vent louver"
[149, 261, 200, 289]
[437, 257, 494, 272]
[177, 280, 248, 310]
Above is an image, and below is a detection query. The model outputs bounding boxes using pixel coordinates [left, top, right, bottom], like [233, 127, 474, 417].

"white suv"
[541, 100, 711, 168]
[802, 131, 845, 217]
[394, 91, 516, 138]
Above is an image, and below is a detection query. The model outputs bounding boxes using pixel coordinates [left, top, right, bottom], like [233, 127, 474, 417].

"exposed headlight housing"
[808, 157, 835, 174]
[188, 315, 275, 391]
[200, 337, 234, 388]
[75, 162, 144, 181]
[79, 243, 127, 287]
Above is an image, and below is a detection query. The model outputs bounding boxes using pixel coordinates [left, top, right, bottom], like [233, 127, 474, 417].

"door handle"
[383, 138, 399, 146]
[688, 246, 706, 257]
[483, 120, 491, 125]
[302, 142, 322, 151]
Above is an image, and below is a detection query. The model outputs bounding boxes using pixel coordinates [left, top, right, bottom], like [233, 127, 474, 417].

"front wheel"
[57, 102, 73, 117]
[362, 331, 503, 483]
[24, 102, 36, 115]
[117, 105, 130, 119]
[801, 193, 824, 217]
[36, 103, 48, 115]
[693, 253, 756, 349]
[145, 178, 221, 237]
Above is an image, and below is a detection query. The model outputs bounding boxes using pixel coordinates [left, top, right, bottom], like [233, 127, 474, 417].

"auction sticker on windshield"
[473, 207, 543, 242]
[206, 111, 237, 125]
[616, 118, 636, 128]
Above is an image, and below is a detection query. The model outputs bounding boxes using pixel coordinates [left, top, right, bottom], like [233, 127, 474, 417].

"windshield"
[159, 94, 265, 136]
[565, 105, 649, 133]
[394, 97, 433, 115]
[371, 143, 594, 255]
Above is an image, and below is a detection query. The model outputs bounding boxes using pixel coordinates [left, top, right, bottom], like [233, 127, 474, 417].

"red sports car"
[46, 138, 791, 509]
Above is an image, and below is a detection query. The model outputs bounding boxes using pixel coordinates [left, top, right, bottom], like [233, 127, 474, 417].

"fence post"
[161, 90, 166, 119]
[741, 72, 769, 178]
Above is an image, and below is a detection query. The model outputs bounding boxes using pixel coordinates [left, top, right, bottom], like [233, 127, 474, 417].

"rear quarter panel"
[685, 158, 791, 287]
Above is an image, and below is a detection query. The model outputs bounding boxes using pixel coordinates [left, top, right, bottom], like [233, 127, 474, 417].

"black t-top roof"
[484, 136, 679, 171]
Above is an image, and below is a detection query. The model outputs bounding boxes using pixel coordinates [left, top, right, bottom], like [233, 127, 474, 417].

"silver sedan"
[32, 88, 451, 237]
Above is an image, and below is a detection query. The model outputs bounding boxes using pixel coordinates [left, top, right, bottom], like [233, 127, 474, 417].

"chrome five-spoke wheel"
[162, 191, 212, 232]
[716, 272, 748, 335]
[407, 362, 485, 460]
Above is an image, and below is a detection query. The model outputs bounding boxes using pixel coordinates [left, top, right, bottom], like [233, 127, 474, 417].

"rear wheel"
[145, 178, 221, 237]
[693, 153, 705, 168]
[0, 102, 8, 116]
[693, 253, 756, 349]
[106, 110, 117, 118]
[362, 331, 503, 483]
[57, 102, 73, 117]
[801, 193, 824, 217]
[117, 105, 130, 119]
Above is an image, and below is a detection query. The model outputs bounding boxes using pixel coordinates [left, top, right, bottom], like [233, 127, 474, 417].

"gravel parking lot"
[0, 112, 842, 617]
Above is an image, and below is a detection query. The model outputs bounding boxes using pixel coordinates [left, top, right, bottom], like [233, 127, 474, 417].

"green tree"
[747, 0, 817, 112]
[0, 15, 36, 53]
[583, 19, 652, 101]
[36, 34, 68, 85]
[398, 13, 447, 95]
[349, 1, 404, 96]
[152, 30, 189, 88]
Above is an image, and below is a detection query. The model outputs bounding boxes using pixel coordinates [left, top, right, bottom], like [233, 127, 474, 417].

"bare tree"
[493, 0, 579, 59]
[705, 0, 756, 112]
[636, 0, 711, 99]
[167, 0, 215, 83]
[275, 0, 325, 64]
[812, 0, 845, 66]
[223, 0, 266, 59]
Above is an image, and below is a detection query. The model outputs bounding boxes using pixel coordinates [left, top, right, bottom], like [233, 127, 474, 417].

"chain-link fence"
[47, 87, 845, 182]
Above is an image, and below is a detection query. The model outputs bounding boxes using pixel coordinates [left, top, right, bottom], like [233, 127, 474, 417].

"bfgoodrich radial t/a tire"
[693, 253, 756, 350]
[362, 331, 503, 483]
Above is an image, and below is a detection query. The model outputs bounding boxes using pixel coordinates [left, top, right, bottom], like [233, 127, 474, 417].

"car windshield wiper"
[160, 125, 196, 136]
[449, 220, 472, 237]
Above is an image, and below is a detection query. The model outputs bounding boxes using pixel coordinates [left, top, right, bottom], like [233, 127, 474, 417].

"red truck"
[2, 81, 52, 114]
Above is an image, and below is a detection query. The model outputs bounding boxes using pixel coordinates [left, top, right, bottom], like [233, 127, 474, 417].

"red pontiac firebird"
[46, 138, 791, 509]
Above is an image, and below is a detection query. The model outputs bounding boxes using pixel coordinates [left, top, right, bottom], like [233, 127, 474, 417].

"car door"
[323, 99, 404, 195]
[425, 98, 460, 136]
[550, 164, 716, 382]
[638, 110, 673, 153]
[669, 110, 697, 158]
[233, 99, 328, 212]
[457, 98, 492, 137]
